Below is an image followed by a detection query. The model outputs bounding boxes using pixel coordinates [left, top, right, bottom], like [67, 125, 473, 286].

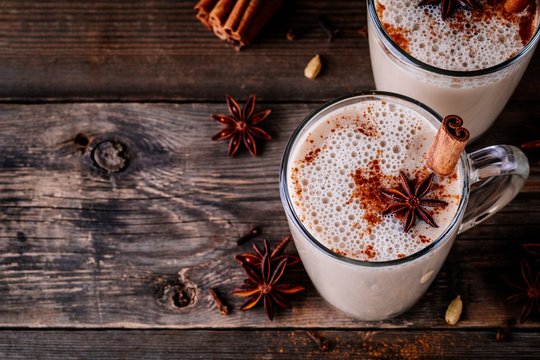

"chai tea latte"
[368, 0, 540, 140]
[375, 0, 538, 71]
[281, 92, 529, 320]
[287, 99, 463, 262]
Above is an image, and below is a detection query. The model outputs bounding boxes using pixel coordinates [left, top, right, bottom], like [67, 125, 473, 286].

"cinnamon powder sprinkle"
[362, 244, 377, 259]
[382, 24, 411, 52]
[519, 1, 537, 45]
[354, 107, 380, 138]
[377, 2, 410, 52]
[291, 167, 303, 200]
[418, 234, 431, 244]
[303, 148, 321, 163]
[376, 2, 386, 15]
[357, 115, 380, 137]
[358, 124, 379, 137]
[332, 248, 348, 257]
[379, 0, 537, 55]
[349, 158, 390, 236]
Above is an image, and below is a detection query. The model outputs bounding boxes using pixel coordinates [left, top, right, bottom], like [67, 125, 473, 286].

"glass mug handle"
[459, 145, 529, 234]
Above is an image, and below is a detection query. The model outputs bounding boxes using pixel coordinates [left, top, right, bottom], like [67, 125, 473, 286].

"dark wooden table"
[1, 1, 539, 358]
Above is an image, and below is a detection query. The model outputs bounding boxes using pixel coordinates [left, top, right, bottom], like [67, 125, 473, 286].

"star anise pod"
[233, 241, 304, 321]
[522, 139, 540, 150]
[380, 171, 448, 233]
[235, 236, 301, 269]
[523, 243, 540, 261]
[211, 95, 272, 157]
[418, 0, 475, 20]
[503, 259, 540, 323]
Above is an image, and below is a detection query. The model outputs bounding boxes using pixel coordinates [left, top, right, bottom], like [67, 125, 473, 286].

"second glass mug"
[367, 0, 540, 141]
[279, 92, 529, 321]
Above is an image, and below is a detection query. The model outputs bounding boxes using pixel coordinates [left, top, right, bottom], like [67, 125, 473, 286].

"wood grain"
[1, 1, 538, 358]
[0, 103, 539, 328]
[0, 0, 538, 102]
[0, 330, 538, 359]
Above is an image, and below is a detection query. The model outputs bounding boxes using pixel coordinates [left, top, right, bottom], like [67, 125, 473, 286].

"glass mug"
[279, 92, 529, 321]
[367, 0, 540, 141]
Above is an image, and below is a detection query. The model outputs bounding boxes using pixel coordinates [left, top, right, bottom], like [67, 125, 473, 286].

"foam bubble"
[377, 0, 538, 71]
[288, 100, 463, 262]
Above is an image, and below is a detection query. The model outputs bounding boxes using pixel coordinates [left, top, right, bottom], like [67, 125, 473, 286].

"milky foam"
[376, 0, 538, 71]
[287, 100, 463, 262]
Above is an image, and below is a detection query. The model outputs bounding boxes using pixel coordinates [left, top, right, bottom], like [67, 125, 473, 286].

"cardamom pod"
[445, 295, 463, 325]
[304, 54, 322, 80]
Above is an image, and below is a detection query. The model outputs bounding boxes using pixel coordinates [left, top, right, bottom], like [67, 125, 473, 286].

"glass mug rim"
[367, 0, 540, 78]
[279, 91, 471, 268]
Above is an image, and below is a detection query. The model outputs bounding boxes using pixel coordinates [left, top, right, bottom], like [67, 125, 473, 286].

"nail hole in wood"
[73, 133, 89, 147]
[92, 140, 129, 173]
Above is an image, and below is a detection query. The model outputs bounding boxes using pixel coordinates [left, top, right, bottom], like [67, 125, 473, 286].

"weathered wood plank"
[0, 0, 538, 102]
[0, 103, 539, 328]
[0, 330, 538, 359]
[0, 0, 371, 102]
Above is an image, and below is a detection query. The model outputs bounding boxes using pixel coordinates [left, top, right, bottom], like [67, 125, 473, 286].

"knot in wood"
[155, 270, 199, 311]
[92, 140, 128, 173]
[156, 283, 197, 310]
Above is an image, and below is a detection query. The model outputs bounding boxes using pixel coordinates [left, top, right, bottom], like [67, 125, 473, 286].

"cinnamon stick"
[504, 0, 531, 13]
[235, 0, 285, 49]
[231, 0, 263, 42]
[194, 0, 219, 30]
[224, 0, 250, 38]
[426, 115, 470, 177]
[209, 0, 236, 40]
[194, 0, 284, 50]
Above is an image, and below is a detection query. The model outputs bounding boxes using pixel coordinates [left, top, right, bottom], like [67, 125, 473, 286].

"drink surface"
[375, 0, 538, 71]
[287, 100, 463, 262]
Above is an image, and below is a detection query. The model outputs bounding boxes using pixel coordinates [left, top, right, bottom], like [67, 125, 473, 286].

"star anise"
[233, 240, 304, 321]
[418, 0, 475, 20]
[503, 259, 540, 323]
[523, 243, 540, 261]
[211, 95, 272, 157]
[380, 171, 448, 233]
[235, 236, 301, 269]
[522, 139, 540, 150]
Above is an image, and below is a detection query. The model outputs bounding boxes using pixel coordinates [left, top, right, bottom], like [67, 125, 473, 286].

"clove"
[236, 226, 261, 245]
[318, 17, 341, 43]
[209, 287, 230, 315]
[286, 29, 296, 41]
[495, 329, 509, 342]
[286, 26, 315, 41]
[306, 331, 330, 351]
[357, 26, 368, 38]
[496, 319, 515, 342]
